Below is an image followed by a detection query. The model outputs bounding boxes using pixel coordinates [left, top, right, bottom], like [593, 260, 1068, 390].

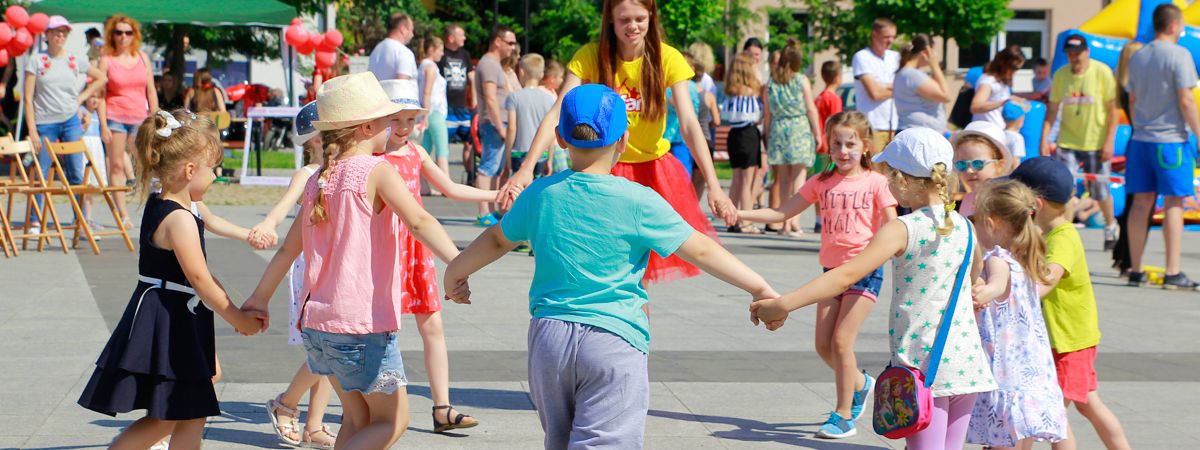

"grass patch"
[715, 161, 731, 180]
[221, 149, 298, 170]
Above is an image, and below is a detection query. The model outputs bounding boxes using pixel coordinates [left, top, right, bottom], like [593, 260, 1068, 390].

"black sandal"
[432, 404, 478, 433]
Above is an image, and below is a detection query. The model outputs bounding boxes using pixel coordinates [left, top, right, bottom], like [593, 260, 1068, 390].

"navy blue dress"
[78, 194, 219, 420]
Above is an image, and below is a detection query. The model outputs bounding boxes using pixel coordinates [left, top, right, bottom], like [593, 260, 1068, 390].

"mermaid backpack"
[872, 221, 973, 439]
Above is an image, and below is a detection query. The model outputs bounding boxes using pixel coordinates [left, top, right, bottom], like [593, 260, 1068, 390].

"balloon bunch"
[283, 18, 342, 69]
[0, 6, 48, 68]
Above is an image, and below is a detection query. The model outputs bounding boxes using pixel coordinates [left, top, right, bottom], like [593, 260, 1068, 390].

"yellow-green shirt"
[1049, 62, 1116, 151]
[568, 43, 694, 163]
[1043, 222, 1101, 353]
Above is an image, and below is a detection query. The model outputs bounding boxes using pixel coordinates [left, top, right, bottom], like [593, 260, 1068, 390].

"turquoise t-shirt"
[500, 170, 694, 353]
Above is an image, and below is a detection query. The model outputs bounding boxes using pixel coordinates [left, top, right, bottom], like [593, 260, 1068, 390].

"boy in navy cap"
[444, 84, 779, 449]
[1010, 156, 1131, 450]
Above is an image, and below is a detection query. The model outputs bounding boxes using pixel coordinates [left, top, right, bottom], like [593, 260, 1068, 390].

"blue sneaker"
[816, 411, 856, 439]
[850, 370, 874, 421]
[476, 213, 498, 227]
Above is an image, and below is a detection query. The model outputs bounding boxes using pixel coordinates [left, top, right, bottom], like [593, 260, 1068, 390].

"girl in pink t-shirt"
[739, 111, 897, 439]
[243, 73, 463, 448]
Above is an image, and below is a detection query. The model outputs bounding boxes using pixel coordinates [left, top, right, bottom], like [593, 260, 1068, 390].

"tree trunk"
[169, 25, 189, 92]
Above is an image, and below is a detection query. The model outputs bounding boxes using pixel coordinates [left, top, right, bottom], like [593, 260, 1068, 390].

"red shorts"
[1053, 346, 1098, 404]
[612, 153, 718, 284]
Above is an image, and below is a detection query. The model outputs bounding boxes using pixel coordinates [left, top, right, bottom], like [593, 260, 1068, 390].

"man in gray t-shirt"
[472, 25, 517, 225]
[1124, 3, 1200, 290]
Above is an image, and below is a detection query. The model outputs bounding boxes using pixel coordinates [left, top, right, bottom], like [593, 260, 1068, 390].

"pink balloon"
[320, 30, 343, 51]
[27, 13, 48, 34]
[7, 41, 24, 58]
[4, 6, 28, 29]
[315, 51, 335, 69]
[0, 23, 13, 47]
[14, 28, 32, 48]
[308, 32, 323, 49]
[296, 40, 315, 56]
[284, 25, 307, 48]
[0, 49, 9, 68]
[290, 17, 302, 26]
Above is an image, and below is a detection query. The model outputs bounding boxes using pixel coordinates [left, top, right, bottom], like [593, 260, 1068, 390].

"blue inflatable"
[1113, 125, 1131, 157]
[1018, 101, 1046, 162]
[1050, 29, 1127, 74]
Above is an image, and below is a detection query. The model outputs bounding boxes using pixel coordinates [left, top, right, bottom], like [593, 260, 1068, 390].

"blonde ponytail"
[930, 163, 954, 236]
[132, 109, 220, 200]
[308, 128, 355, 224]
[974, 180, 1050, 284]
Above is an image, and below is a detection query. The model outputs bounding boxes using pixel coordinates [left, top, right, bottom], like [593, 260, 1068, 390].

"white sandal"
[265, 394, 303, 445]
[302, 425, 337, 449]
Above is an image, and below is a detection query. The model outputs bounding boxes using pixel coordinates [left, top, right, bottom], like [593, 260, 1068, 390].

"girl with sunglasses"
[951, 121, 1014, 217]
[98, 14, 158, 229]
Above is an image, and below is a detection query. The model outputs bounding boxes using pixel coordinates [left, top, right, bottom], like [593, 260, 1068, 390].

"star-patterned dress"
[889, 206, 997, 398]
[968, 247, 1067, 446]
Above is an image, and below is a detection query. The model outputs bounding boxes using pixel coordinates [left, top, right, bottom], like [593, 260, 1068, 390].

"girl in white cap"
[242, 72, 464, 448]
[752, 127, 997, 450]
[377, 79, 494, 433]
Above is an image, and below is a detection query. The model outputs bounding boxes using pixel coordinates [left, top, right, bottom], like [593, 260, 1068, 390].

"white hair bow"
[156, 110, 183, 137]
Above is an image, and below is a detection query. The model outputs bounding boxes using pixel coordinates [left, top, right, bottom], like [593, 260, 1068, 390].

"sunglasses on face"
[954, 159, 998, 172]
[113, 30, 135, 37]
[505, 40, 518, 47]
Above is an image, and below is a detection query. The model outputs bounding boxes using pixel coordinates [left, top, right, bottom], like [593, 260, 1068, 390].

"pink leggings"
[905, 393, 978, 450]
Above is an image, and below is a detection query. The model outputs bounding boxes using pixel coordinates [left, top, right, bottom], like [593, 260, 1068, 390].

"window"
[955, 10, 1048, 70]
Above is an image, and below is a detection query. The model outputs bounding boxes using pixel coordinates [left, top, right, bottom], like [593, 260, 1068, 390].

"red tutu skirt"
[612, 153, 718, 284]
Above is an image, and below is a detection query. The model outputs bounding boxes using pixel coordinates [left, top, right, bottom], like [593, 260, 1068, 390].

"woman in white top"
[893, 34, 952, 133]
[971, 45, 1025, 128]
[417, 36, 451, 180]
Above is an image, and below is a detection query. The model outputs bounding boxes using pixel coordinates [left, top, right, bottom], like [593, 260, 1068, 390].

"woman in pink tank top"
[243, 72, 463, 447]
[97, 14, 157, 227]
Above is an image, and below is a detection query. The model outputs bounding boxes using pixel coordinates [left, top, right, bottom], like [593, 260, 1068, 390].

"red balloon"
[315, 51, 335, 69]
[290, 18, 302, 26]
[7, 41, 24, 58]
[0, 49, 8, 68]
[4, 6, 28, 29]
[0, 23, 13, 47]
[27, 13, 48, 34]
[296, 40, 315, 56]
[308, 32, 323, 49]
[320, 30, 343, 51]
[284, 25, 307, 48]
[14, 28, 32, 48]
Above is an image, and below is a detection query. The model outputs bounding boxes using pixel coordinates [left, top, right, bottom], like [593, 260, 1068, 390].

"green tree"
[528, 0, 600, 62]
[659, 0, 725, 49]
[142, 25, 281, 93]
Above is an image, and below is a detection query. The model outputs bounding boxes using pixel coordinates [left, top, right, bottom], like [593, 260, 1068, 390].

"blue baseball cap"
[1002, 101, 1027, 122]
[558, 84, 628, 149]
[1009, 156, 1074, 204]
[293, 101, 320, 145]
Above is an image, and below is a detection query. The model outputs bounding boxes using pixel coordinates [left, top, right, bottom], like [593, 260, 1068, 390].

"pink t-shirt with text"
[799, 170, 898, 267]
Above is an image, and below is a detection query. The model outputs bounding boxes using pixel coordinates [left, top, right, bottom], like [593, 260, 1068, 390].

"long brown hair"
[103, 14, 142, 57]
[973, 180, 1050, 284]
[986, 45, 1025, 86]
[599, 0, 667, 121]
[770, 42, 804, 85]
[191, 68, 221, 113]
[819, 111, 874, 180]
[724, 53, 761, 96]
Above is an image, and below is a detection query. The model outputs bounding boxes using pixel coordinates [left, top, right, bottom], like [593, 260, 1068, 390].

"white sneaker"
[1103, 224, 1119, 251]
[27, 223, 40, 235]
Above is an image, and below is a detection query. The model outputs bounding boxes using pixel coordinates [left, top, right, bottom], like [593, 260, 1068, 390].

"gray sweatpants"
[527, 318, 649, 449]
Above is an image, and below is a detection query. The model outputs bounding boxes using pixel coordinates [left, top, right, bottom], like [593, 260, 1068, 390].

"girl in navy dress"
[78, 110, 265, 449]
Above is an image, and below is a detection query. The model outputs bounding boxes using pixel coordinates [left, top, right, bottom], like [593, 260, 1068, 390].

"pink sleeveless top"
[378, 143, 441, 314]
[299, 154, 405, 334]
[104, 53, 150, 125]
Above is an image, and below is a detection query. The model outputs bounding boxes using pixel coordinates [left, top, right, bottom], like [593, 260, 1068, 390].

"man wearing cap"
[26, 15, 107, 219]
[852, 18, 900, 152]
[1041, 32, 1120, 250]
[1125, 3, 1200, 289]
[445, 84, 777, 449]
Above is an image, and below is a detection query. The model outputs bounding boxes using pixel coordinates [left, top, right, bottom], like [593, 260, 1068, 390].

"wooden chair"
[0, 139, 68, 253]
[42, 139, 135, 254]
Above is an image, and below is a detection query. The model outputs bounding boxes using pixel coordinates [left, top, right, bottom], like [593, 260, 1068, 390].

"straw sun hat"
[312, 72, 422, 130]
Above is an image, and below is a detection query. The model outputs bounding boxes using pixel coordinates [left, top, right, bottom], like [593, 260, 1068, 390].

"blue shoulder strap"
[924, 219, 973, 388]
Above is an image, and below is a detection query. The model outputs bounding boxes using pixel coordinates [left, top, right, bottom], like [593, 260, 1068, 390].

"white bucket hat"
[950, 121, 1013, 173]
[312, 72, 407, 130]
[872, 127, 954, 177]
[378, 79, 428, 117]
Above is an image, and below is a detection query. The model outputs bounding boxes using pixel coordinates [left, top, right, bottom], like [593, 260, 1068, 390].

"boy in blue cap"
[1010, 156, 1131, 450]
[444, 84, 779, 449]
[1001, 101, 1028, 162]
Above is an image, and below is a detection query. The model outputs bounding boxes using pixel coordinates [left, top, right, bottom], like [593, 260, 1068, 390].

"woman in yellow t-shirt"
[500, 0, 736, 283]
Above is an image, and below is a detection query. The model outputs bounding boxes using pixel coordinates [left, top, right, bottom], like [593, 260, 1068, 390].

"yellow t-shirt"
[1043, 222, 1102, 353]
[1049, 63, 1116, 151]
[568, 43, 695, 163]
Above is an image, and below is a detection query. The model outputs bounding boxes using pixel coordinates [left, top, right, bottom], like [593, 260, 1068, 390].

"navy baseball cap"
[1063, 34, 1088, 53]
[558, 84, 628, 149]
[1009, 156, 1074, 204]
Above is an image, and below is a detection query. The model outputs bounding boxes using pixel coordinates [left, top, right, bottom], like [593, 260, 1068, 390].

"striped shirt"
[721, 95, 762, 128]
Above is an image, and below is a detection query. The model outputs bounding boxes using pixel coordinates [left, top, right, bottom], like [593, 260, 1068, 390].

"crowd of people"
[5, 0, 1189, 448]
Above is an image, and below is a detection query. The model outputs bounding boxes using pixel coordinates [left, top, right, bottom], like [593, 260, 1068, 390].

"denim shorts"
[823, 265, 885, 302]
[477, 122, 506, 177]
[300, 328, 408, 395]
[107, 120, 141, 134]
